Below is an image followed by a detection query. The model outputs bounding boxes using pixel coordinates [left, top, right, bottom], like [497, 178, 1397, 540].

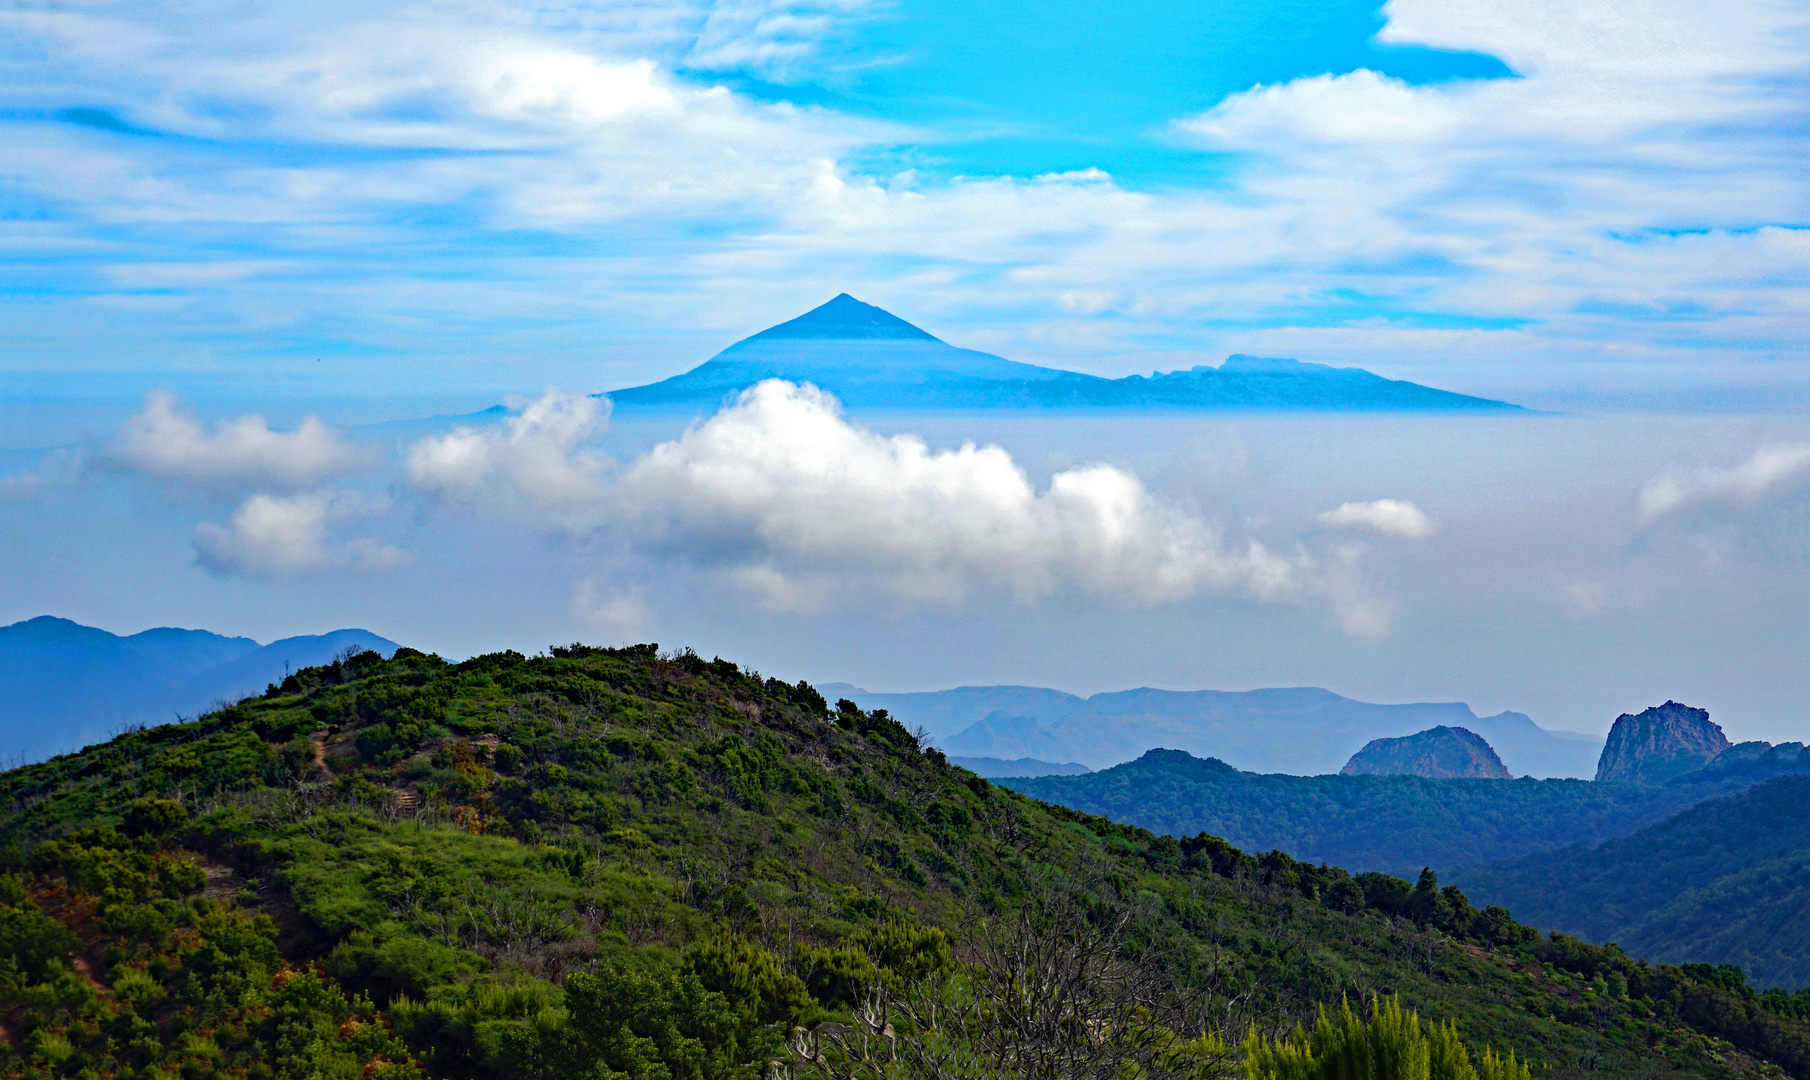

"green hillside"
[1, 644, 1807, 1079]
[1000, 749, 1778, 876]
[1452, 775, 1810, 989]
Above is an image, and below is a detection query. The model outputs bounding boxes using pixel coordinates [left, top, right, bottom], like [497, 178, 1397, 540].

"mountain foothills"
[1452, 775, 1810, 990]
[826, 684, 1601, 778]
[5, 644, 1810, 1080]
[998, 748, 1790, 878]
[609, 295, 1523, 413]
[0, 617, 399, 762]
[1341, 728, 1513, 780]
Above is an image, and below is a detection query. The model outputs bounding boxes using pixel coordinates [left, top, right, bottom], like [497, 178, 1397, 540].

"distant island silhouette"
[608, 293, 1522, 412]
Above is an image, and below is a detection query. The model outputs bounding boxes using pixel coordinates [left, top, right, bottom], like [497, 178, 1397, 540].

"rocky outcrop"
[1594, 701, 1730, 783]
[1339, 726, 1513, 779]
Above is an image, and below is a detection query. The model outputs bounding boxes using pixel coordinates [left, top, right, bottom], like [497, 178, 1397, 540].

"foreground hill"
[829, 683, 1601, 777]
[0, 616, 397, 761]
[1001, 748, 1794, 876]
[1452, 774, 1810, 988]
[2, 644, 1808, 1079]
[609, 294, 1522, 413]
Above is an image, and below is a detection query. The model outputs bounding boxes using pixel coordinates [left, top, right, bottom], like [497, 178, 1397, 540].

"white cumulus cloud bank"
[406, 388, 610, 523]
[1319, 499, 1437, 539]
[195, 491, 408, 576]
[113, 391, 365, 491]
[614, 381, 1302, 609]
[1638, 444, 1810, 524]
[405, 381, 1380, 624]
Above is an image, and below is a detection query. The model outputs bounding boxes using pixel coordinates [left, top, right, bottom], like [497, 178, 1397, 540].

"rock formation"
[1594, 701, 1730, 783]
[1339, 726, 1513, 779]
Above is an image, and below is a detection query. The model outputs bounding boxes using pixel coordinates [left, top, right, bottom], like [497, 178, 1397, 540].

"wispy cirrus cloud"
[5, 0, 1805, 404]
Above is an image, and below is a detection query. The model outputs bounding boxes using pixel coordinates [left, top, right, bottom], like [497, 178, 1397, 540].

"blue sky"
[3, 0, 1805, 405]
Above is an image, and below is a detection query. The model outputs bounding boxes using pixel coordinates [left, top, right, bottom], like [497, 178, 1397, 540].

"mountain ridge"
[610, 295, 1523, 412]
[826, 682, 1600, 777]
[0, 615, 398, 761]
[1000, 746, 1799, 876]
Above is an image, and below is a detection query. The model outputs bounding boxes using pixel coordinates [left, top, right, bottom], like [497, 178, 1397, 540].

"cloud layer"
[195, 491, 407, 576]
[1638, 444, 1810, 523]
[1319, 499, 1437, 539]
[6, 0, 1805, 402]
[407, 389, 610, 523]
[612, 380, 1303, 609]
[113, 392, 365, 491]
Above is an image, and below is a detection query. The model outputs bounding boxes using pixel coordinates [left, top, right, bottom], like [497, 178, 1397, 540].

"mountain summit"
[610, 295, 1522, 412]
[1340, 725, 1514, 779]
[1595, 701, 1730, 783]
[747, 293, 941, 342]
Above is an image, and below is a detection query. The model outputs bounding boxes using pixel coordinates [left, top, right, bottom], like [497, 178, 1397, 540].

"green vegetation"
[1243, 996, 1531, 1080]
[1452, 774, 1810, 988]
[1002, 749, 1777, 876]
[0, 643, 1806, 1079]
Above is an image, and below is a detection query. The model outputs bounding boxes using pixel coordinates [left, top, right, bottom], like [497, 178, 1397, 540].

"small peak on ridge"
[746, 294, 942, 343]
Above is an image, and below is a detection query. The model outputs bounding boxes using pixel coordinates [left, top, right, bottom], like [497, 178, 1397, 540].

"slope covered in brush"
[2, 644, 1808, 1080]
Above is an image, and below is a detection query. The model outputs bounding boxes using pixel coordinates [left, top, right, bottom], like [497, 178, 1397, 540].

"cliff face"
[1595, 701, 1730, 783]
[1339, 725, 1513, 779]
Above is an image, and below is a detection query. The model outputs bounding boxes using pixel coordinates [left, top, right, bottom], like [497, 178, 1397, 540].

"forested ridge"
[1001, 749, 1786, 876]
[1, 643, 1807, 1079]
[1452, 774, 1810, 990]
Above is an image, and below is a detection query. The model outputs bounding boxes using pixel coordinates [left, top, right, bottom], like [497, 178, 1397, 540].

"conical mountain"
[609, 294, 1521, 412]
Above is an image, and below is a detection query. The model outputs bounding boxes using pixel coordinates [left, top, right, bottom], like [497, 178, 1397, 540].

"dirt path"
[308, 730, 334, 780]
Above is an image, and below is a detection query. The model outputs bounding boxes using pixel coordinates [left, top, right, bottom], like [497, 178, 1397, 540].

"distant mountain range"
[821, 682, 1600, 777]
[999, 747, 1781, 877]
[0, 616, 397, 761]
[609, 294, 1522, 412]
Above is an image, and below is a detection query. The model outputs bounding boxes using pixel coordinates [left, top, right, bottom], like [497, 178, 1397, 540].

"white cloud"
[0, 449, 83, 499]
[613, 380, 1306, 610]
[406, 388, 610, 523]
[1637, 444, 1810, 523]
[194, 490, 408, 576]
[572, 578, 652, 637]
[113, 391, 365, 491]
[11, 0, 1803, 403]
[1319, 499, 1437, 539]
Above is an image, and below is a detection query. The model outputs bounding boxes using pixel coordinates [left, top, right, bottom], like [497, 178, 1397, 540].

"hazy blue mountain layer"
[609, 294, 1522, 412]
[1001, 747, 1798, 877]
[824, 682, 1600, 777]
[945, 755, 1093, 777]
[0, 616, 397, 761]
[1452, 775, 1810, 988]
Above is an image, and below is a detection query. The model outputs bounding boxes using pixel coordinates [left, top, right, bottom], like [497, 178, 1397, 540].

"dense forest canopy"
[1, 644, 1807, 1079]
[1001, 748, 1800, 877]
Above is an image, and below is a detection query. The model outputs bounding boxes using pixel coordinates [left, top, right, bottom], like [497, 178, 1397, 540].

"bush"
[1243, 996, 1531, 1080]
